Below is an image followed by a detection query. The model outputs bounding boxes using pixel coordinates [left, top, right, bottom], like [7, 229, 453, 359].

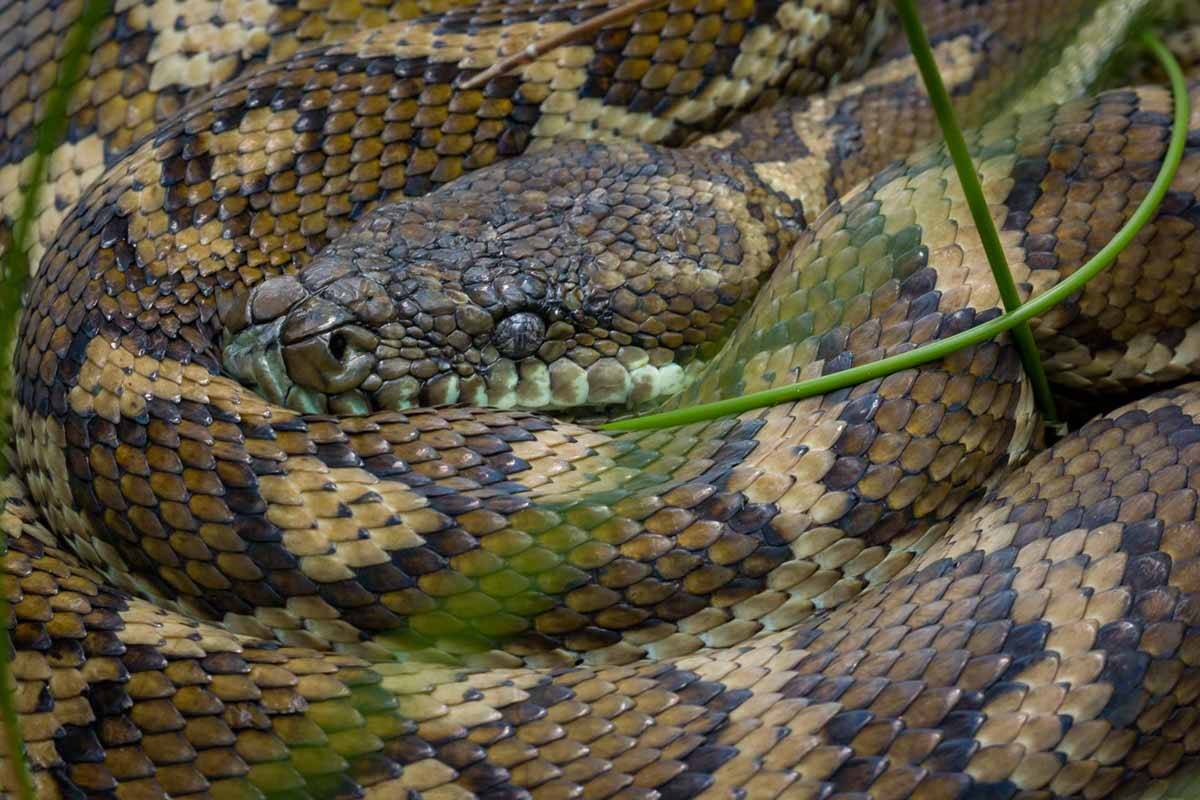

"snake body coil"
[6, 1, 1200, 798]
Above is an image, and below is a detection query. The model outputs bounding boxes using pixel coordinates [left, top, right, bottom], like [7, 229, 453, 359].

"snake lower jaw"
[221, 319, 315, 412]
[222, 315, 698, 417]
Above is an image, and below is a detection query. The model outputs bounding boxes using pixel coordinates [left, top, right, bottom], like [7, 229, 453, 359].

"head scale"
[222, 141, 789, 416]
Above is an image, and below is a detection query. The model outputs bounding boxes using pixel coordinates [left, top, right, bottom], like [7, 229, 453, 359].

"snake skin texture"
[0, 0, 884, 274]
[6, 0, 1200, 798]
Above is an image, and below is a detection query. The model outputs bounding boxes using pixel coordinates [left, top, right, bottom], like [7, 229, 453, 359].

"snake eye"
[495, 311, 546, 359]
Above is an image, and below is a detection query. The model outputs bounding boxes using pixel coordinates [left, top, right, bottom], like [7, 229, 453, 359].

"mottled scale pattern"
[704, 0, 1146, 222]
[0, 0, 884, 272]
[6, 0, 1200, 798]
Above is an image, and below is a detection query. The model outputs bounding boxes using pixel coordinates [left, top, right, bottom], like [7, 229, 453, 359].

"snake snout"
[283, 324, 379, 396]
[223, 274, 309, 336]
[222, 274, 385, 414]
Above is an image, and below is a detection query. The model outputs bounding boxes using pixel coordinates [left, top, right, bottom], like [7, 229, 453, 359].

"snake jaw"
[222, 277, 383, 415]
[221, 316, 293, 406]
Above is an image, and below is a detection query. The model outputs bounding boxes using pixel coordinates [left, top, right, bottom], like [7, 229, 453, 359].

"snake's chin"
[222, 319, 697, 416]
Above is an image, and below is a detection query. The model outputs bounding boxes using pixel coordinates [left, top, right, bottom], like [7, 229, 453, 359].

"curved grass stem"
[604, 30, 1188, 433]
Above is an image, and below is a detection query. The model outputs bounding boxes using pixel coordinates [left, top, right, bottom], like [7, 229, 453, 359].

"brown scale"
[5, 2, 1200, 800]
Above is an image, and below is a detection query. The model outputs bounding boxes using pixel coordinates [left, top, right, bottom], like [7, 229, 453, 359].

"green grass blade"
[894, 0, 1057, 425]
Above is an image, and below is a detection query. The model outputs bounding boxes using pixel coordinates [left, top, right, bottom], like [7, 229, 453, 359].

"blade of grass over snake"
[603, 30, 1189, 433]
[459, 0, 668, 90]
[0, 2, 111, 797]
[895, 0, 1058, 426]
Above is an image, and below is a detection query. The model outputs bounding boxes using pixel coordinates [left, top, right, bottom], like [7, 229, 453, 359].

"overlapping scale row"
[17, 384, 1200, 799]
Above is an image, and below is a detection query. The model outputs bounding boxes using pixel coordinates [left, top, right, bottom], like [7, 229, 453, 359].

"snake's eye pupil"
[330, 332, 348, 360]
[495, 312, 546, 359]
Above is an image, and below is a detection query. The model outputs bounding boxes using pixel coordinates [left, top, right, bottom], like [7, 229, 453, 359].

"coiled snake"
[5, 0, 1200, 798]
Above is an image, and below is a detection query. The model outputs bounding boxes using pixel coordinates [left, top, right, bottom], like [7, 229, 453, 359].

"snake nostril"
[281, 324, 380, 396]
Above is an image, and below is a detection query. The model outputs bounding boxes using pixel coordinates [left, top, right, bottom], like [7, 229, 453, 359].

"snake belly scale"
[6, 0, 1200, 798]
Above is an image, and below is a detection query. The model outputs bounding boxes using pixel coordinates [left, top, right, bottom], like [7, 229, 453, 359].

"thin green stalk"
[0, 2, 110, 798]
[604, 30, 1188, 433]
[895, 0, 1057, 425]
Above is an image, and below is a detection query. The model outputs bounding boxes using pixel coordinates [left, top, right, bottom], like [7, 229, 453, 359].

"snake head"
[221, 241, 619, 414]
[222, 140, 781, 415]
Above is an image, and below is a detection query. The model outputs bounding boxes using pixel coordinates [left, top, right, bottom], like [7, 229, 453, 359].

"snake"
[5, 0, 1200, 797]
